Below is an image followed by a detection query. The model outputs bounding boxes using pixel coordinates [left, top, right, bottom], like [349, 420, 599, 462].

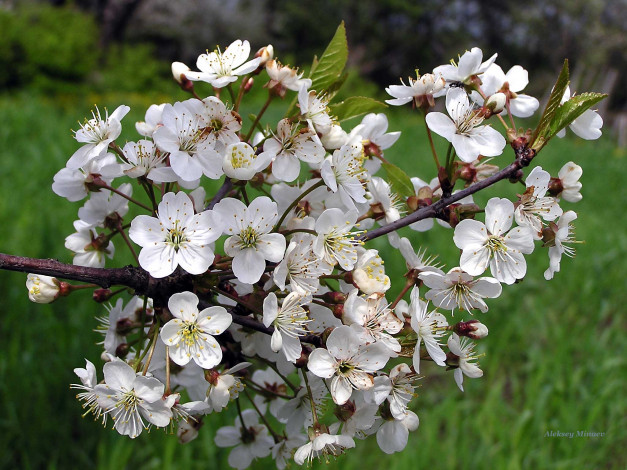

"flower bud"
[333, 400, 356, 422]
[171, 61, 190, 84]
[295, 345, 312, 368]
[26, 274, 60, 304]
[115, 342, 130, 358]
[255, 45, 274, 67]
[171, 61, 194, 92]
[93, 288, 113, 303]
[178, 417, 204, 444]
[453, 319, 489, 339]
[547, 177, 563, 197]
[243, 77, 254, 93]
[332, 304, 344, 319]
[484, 92, 507, 114]
[322, 291, 347, 304]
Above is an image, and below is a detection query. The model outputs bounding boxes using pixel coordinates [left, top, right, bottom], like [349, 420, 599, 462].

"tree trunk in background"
[98, 0, 144, 54]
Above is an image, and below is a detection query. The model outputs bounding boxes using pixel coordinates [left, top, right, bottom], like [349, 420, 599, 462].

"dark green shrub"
[0, 4, 98, 90]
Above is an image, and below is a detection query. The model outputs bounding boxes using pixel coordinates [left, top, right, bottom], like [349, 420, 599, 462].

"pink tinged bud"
[453, 320, 489, 339]
[26, 274, 60, 304]
[243, 76, 254, 93]
[178, 417, 203, 444]
[171, 62, 190, 84]
[484, 92, 507, 114]
[295, 345, 312, 368]
[93, 288, 113, 303]
[255, 45, 274, 66]
[334, 400, 356, 422]
[171, 62, 194, 91]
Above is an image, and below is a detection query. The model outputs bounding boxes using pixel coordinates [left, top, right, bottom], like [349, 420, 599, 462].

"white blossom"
[426, 88, 506, 163]
[419, 268, 502, 313]
[187, 40, 262, 88]
[214, 196, 286, 284]
[222, 142, 273, 180]
[94, 360, 173, 438]
[307, 325, 390, 405]
[544, 210, 578, 280]
[454, 197, 535, 284]
[447, 333, 483, 392]
[407, 288, 448, 373]
[214, 409, 274, 469]
[514, 166, 562, 237]
[129, 192, 222, 278]
[67, 105, 130, 169]
[263, 292, 311, 362]
[385, 73, 445, 105]
[263, 119, 325, 182]
[160, 291, 231, 368]
[26, 274, 60, 303]
[556, 161, 583, 202]
[293, 431, 355, 466]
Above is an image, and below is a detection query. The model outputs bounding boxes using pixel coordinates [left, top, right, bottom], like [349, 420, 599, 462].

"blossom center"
[166, 223, 188, 251]
[239, 226, 259, 248]
[338, 361, 355, 375]
[485, 235, 507, 255]
[179, 321, 202, 347]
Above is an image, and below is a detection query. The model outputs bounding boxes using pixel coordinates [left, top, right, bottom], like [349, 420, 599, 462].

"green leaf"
[548, 92, 607, 137]
[309, 22, 348, 93]
[330, 96, 387, 122]
[322, 72, 349, 102]
[382, 162, 414, 198]
[530, 60, 570, 151]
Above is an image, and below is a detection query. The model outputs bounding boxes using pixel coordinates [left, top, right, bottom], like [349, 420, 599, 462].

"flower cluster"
[18, 37, 602, 469]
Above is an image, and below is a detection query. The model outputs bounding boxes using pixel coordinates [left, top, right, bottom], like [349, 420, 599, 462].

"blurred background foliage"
[0, 1, 626, 469]
[1, 0, 626, 114]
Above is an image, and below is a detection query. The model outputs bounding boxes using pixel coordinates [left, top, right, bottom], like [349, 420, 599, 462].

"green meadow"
[0, 89, 625, 470]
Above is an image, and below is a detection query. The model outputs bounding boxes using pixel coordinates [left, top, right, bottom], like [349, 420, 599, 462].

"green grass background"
[0, 89, 625, 470]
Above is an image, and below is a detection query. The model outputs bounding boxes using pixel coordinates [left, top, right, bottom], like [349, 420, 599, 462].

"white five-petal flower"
[263, 292, 311, 362]
[426, 88, 506, 163]
[129, 191, 222, 278]
[407, 288, 448, 373]
[307, 325, 390, 405]
[419, 267, 502, 313]
[447, 333, 483, 392]
[213, 196, 286, 284]
[453, 197, 535, 285]
[160, 291, 231, 368]
[93, 360, 173, 438]
[68, 105, 130, 169]
[187, 40, 262, 88]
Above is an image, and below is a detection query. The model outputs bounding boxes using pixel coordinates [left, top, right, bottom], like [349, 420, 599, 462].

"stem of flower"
[274, 179, 325, 231]
[258, 356, 300, 394]
[116, 220, 139, 264]
[141, 325, 160, 375]
[301, 369, 320, 426]
[243, 388, 281, 443]
[390, 277, 415, 309]
[94, 181, 153, 212]
[165, 346, 171, 394]
[244, 93, 274, 142]
[423, 111, 441, 169]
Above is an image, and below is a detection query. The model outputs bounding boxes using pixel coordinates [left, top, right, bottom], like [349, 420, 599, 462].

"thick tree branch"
[0, 253, 148, 289]
[0, 252, 322, 346]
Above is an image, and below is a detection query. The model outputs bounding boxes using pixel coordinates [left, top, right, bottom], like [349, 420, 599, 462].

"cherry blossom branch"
[360, 147, 533, 242]
[0, 252, 324, 344]
[0, 253, 147, 287]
